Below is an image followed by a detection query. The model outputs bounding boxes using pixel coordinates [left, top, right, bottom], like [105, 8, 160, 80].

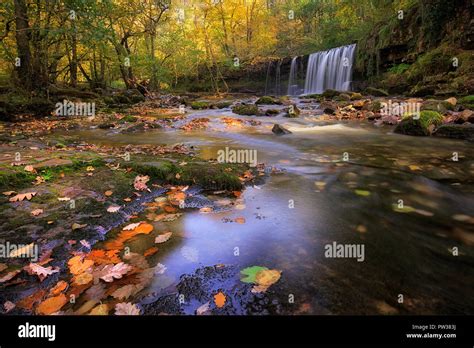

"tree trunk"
[13, 0, 32, 90]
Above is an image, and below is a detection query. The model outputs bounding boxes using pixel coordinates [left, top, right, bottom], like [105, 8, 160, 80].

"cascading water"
[264, 59, 284, 96]
[303, 44, 356, 94]
[287, 57, 299, 96]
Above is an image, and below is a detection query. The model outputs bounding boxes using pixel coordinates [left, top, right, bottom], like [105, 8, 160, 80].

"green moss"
[388, 63, 411, 75]
[214, 101, 232, 109]
[190, 101, 210, 110]
[232, 104, 260, 116]
[403, 110, 443, 128]
[128, 161, 246, 191]
[120, 115, 138, 123]
[459, 95, 474, 109]
[255, 96, 282, 105]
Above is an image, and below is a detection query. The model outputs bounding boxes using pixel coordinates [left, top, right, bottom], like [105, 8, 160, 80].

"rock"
[335, 93, 351, 101]
[421, 99, 453, 114]
[353, 100, 366, 109]
[445, 97, 457, 106]
[232, 104, 260, 116]
[322, 89, 340, 98]
[408, 85, 436, 97]
[98, 122, 115, 129]
[190, 101, 210, 110]
[214, 101, 232, 109]
[394, 118, 429, 136]
[433, 124, 474, 141]
[365, 87, 389, 97]
[394, 111, 443, 136]
[365, 111, 377, 120]
[320, 101, 337, 115]
[272, 124, 292, 135]
[255, 96, 282, 105]
[265, 109, 280, 116]
[121, 122, 146, 133]
[285, 105, 300, 118]
[350, 92, 363, 100]
[381, 115, 399, 125]
[459, 95, 474, 109]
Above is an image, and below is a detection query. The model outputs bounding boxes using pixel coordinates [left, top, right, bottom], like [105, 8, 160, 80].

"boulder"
[255, 96, 282, 105]
[285, 105, 300, 118]
[232, 104, 260, 116]
[272, 124, 292, 135]
[433, 124, 474, 141]
[365, 87, 389, 97]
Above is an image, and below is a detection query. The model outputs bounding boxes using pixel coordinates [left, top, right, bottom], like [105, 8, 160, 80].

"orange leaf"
[49, 280, 68, 296]
[36, 294, 67, 315]
[234, 217, 246, 224]
[68, 256, 94, 275]
[85, 249, 121, 265]
[233, 191, 241, 198]
[16, 290, 47, 310]
[214, 291, 226, 308]
[144, 247, 158, 257]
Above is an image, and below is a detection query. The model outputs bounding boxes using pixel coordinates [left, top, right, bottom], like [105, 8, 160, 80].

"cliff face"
[354, 0, 474, 96]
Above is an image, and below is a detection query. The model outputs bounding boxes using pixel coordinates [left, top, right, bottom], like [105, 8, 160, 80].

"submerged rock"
[272, 124, 292, 135]
[433, 124, 474, 141]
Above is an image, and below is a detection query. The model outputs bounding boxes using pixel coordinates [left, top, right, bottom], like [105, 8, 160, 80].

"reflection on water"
[64, 101, 474, 314]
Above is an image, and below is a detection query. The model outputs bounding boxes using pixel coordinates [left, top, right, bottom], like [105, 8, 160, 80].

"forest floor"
[0, 92, 473, 315]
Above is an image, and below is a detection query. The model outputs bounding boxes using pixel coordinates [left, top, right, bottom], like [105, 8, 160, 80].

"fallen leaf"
[354, 189, 370, 197]
[72, 223, 87, 230]
[68, 256, 94, 275]
[107, 205, 121, 213]
[196, 302, 211, 315]
[24, 263, 59, 281]
[199, 207, 213, 213]
[16, 289, 46, 310]
[36, 294, 67, 315]
[86, 166, 95, 172]
[97, 262, 132, 282]
[89, 303, 109, 315]
[9, 192, 37, 202]
[58, 197, 71, 201]
[24, 165, 35, 172]
[240, 266, 268, 283]
[2, 191, 16, 196]
[4, 301, 15, 313]
[234, 217, 246, 224]
[111, 284, 143, 300]
[85, 249, 121, 265]
[104, 190, 113, 196]
[72, 272, 93, 285]
[214, 292, 226, 308]
[134, 175, 150, 191]
[48, 281, 68, 296]
[31, 208, 43, 216]
[155, 232, 172, 244]
[0, 263, 7, 273]
[114, 302, 141, 315]
[409, 165, 421, 171]
[143, 247, 158, 257]
[255, 269, 281, 287]
[0, 269, 21, 283]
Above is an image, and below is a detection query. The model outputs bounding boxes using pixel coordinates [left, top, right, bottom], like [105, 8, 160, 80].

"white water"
[303, 44, 356, 94]
[287, 57, 299, 96]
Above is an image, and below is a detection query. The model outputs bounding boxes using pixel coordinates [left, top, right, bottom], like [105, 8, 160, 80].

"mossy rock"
[113, 95, 131, 104]
[395, 110, 443, 136]
[190, 101, 210, 110]
[459, 95, 474, 109]
[214, 101, 232, 109]
[365, 87, 389, 97]
[421, 99, 453, 113]
[408, 85, 436, 97]
[350, 92, 363, 100]
[265, 109, 280, 116]
[255, 96, 282, 105]
[232, 104, 260, 116]
[433, 124, 474, 141]
[335, 93, 351, 101]
[320, 89, 340, 98]
[120, 115, 138, 123]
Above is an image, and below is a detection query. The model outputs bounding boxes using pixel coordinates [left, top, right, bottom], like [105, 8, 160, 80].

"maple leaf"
[24, 263, 59, 281]
[36, 294, 67, 315]
[97, 262, 132, 282]
[9, 192, 37, 202]
[85, 249, 121, 265]
[214, 292, 226, 308]
[114, 302, 141, 315]
[154, 232, 172, 244]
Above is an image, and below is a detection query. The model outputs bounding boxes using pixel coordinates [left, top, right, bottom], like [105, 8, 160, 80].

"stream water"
[64, 97, 474, 314]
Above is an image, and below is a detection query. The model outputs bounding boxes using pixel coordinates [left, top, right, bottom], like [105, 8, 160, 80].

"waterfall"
[287, 57, 298, 96]
[264, 59, 283, 96]
[303, 44, 356, 94]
